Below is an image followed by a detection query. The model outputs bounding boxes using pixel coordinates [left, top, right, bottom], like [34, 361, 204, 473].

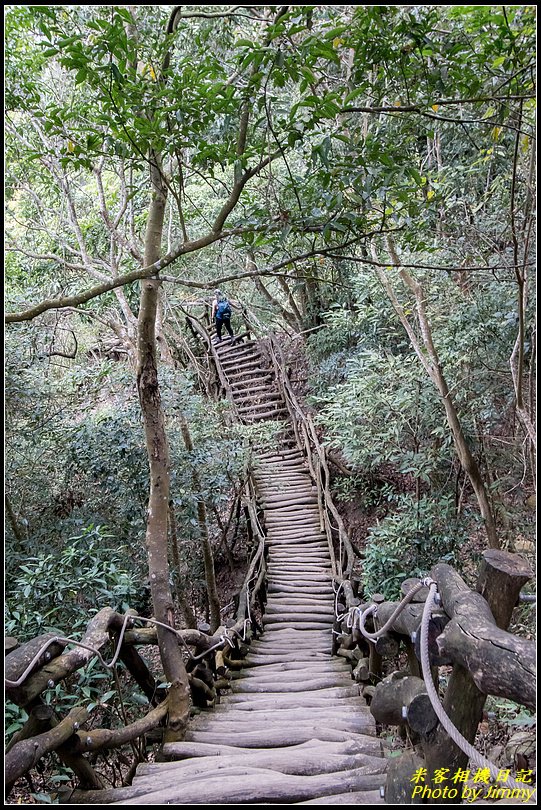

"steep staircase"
[111, 335, 387, 804]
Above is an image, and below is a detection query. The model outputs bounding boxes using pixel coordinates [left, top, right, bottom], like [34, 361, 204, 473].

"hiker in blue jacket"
[211, 289, 234, 342]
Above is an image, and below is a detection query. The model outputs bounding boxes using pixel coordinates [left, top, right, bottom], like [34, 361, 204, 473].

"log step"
[109, 765, 386, 804]
[100, 350, 387, 806]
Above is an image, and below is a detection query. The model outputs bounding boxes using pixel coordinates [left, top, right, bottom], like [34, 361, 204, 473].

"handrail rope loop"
[420, 583, 522, 791]
[358, 582, 426, 640]
[333, 580, 345, 619]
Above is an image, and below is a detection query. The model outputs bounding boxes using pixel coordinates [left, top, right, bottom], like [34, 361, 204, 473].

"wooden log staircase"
[6, 326, 535, 805]
[110, 334, 387, 804]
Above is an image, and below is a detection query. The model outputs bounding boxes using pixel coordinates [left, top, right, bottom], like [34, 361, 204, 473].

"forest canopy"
[4, 5, 536, 795]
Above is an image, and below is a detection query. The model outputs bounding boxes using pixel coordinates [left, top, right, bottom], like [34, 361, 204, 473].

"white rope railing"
[344, 580, 525, 791]
[420, 583, 523, 791]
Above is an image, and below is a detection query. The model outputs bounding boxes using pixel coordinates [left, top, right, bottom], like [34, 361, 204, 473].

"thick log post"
[424, 558, 534, 802]
[476, 549, 532, 629]
[370, 672, 438, 735]
[385, 750, 426, 804]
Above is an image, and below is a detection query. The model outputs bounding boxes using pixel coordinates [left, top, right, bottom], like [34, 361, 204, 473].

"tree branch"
[342, 94, 536, 132]
[6, 221, 284, 324]
[344, 93, 535, 112]
[5, 221, 393, 324]
[324, 253, 535, 274]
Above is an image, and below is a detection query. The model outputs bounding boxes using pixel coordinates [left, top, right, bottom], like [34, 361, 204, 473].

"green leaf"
[58, 35, 80, 48]
[115, 7, 134, 23]
[111, 63, 123, 84]
[344, 87, 367, 103]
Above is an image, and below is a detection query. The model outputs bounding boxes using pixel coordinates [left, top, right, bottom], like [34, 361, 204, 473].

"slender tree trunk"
[428, 361, 499, 548]
[374, 238, 499, 549]
[510, 267, 536, 449]
[168, 501, 197, 629]
[210, 501, 236, 574]
[180, 417, 221, 633]
[6, 494, 24, 544]
[276, 276, 304, 329]
[299, 266, 323, 329]
[137, 157, 190, 738]
[247, 251, 300, 330]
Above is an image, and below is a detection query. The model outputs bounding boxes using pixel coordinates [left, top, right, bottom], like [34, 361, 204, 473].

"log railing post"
[476, 548, 532, 629]
[424, 554, 533, 800]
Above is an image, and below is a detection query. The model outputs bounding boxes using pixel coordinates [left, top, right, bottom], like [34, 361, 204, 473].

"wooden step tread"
[110, 765, 386, 804]
[95, 346, 389, 807]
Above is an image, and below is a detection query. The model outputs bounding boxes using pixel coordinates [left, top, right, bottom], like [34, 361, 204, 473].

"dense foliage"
[5, 321, 251, 638]
[4, 5, 535, 797]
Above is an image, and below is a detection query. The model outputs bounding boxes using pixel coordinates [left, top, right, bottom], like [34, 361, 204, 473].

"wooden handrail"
[264, 333, 358, 589]
[184, 313, 240, 420]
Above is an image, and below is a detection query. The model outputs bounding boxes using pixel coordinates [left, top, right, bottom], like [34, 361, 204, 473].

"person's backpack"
[216, 298, 232, 318]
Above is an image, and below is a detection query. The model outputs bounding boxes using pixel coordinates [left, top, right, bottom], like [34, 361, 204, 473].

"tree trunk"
[5, 493, 25, 545]
[137, 156, 190, 738]
[168, 501, 198, 629]
[276, 275, 304, 329]
[298, 265, 323, 329]
[429, 360, 499, 548]
[180, 416, 221, 633]
[247, 250, 299, 331]
[156, 286, 175, 366]
[375, 237, 499, 548]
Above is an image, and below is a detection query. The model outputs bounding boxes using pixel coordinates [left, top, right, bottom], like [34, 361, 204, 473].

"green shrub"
[362, 494, 467, 601]
[5, 524, 144, 640]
